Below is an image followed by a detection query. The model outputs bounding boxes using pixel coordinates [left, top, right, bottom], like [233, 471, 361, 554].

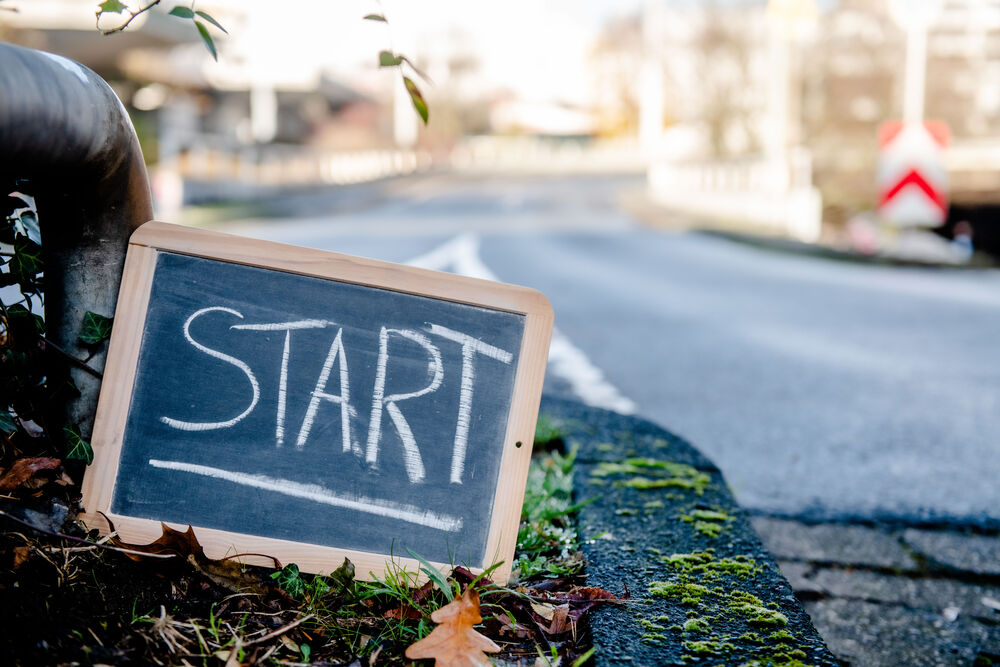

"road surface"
[222, 173, 1000, 527]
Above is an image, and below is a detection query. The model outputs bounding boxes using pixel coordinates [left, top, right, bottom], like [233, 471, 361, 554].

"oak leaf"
[104, 518, 274, 594]
[405, 588, 500, 667]
[109, 521, 205, 561]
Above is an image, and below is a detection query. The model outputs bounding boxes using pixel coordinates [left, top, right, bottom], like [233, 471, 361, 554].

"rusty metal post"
[0, 43, 154, 438]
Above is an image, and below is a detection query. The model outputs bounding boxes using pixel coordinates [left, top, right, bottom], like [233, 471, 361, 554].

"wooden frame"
[80, 221, 553, 584]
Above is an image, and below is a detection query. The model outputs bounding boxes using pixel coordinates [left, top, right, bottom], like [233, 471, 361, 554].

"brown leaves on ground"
[405, 587, 500, 667]
[104, 517, 276, 594]
[424, 566, 625, 663]
[0, 457, 60, 492]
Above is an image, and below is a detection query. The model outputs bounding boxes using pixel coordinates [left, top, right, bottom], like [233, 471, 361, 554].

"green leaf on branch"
[363, 13, 387, 22]
[403, 76, 429, 124]
[0, 409, 17, 436]
[195, 10, 227, 34]
[195, 20, 218, 60]
[12, 210, 40, 245]
[4, 304, 44, 342]
[64, 424, 94, 465]
[79, 311, 113, 345]
[8, 192, 41, 245]
[97, 0, 127, 14]
[10, 236, 42, 288]
[379, 50, 403, 67]
[168, 6, 195, 19]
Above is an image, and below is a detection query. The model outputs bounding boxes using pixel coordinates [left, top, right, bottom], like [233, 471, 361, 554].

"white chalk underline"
[147, 459, 463, 532]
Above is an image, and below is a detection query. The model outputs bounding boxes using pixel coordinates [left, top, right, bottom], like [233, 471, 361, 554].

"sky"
[2, 0, 645, 104]
[213, 0, 645, 104]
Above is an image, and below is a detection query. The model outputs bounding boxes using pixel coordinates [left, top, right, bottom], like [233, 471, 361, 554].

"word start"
[159, 307, 515, 486]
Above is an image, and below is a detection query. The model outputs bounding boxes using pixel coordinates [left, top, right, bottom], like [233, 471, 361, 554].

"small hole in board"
[515, 441, 523, 448]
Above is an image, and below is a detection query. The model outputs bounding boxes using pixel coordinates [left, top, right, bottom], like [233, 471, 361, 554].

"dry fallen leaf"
[108, 521, 205, 561]
[545, 604, 571, 635]
[405, 588, 500, 667]
[0, 457, 60, 492]
[11, 545, 31, 570]
[529, 600, 557, 622]
[104, 518, 273, 594]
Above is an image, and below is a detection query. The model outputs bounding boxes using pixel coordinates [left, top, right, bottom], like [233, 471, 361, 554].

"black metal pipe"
[0, 42, 153, 437]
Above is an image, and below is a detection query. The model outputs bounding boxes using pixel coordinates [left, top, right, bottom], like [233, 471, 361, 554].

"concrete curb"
[699, 230, 997, 270]
[538, 396, 842, 666]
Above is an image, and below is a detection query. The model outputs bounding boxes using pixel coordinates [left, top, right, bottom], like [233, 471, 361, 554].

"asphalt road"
[222, 173, 1000, 528]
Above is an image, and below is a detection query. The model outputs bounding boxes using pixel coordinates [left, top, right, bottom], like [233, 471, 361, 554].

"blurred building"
[639, 0, 1000, 238]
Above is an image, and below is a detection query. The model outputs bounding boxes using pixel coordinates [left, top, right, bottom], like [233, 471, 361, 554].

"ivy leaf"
[379, 50, 403, 68]
[271, 563, 306, 598]
[97, 0, 127, 14]
[78, 311, 113, 345]
[8, 192, 41, 245]
[195, 10, 228, 34]
[403, 76, 429, 125]
[168, 6, 195, 19]
[194, 20, 218, 60]
[64, 424, 94, 465]
[4, 305, 44, 349]
[0, 409, 17, 436]
[11, 210, 40, 245]
[10, 236, 42, 286]
[363, 13, 387, 22]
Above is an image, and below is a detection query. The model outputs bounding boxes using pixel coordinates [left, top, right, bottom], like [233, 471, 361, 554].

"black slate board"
[110, 251, 526, 568]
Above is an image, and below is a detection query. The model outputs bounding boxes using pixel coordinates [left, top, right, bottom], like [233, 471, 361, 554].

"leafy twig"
[96, 0, 162, 34]
[366, 8, 431, 124]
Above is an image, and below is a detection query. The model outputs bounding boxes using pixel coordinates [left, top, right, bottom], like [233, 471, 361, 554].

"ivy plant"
[1, 187, 110, 465]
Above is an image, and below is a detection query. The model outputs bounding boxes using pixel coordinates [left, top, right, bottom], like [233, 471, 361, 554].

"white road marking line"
[406, 233, 637, 415]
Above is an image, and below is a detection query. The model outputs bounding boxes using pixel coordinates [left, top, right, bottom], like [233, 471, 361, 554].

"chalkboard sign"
[81, 222, 552, 583]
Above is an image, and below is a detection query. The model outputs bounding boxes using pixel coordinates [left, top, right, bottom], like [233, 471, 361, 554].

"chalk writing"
[158, 308, 514, 486]
[159, 307, 260, 432]
[148, 459, 463, 531]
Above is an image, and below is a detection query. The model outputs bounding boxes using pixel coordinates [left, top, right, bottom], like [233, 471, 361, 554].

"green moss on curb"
[727, 592, 789, 628]
[689, 509, 731, 522]
[590, 458, 711, 495]
[680, 507, 735, 538]
[641, 549, 805, 663]
[648, 581, 712, 604]
[683, 618, 711, 634]
[662, 551, 762, 580]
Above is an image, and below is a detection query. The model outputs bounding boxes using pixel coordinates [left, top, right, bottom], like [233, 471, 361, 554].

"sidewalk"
[753, 517, 1000, 666]
[623, 189, 997, 269]
[539, 396, 841, 666]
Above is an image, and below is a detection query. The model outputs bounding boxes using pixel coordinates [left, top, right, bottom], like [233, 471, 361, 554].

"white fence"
[647, 152, 823, 242]
[176, 145, 431, 186]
